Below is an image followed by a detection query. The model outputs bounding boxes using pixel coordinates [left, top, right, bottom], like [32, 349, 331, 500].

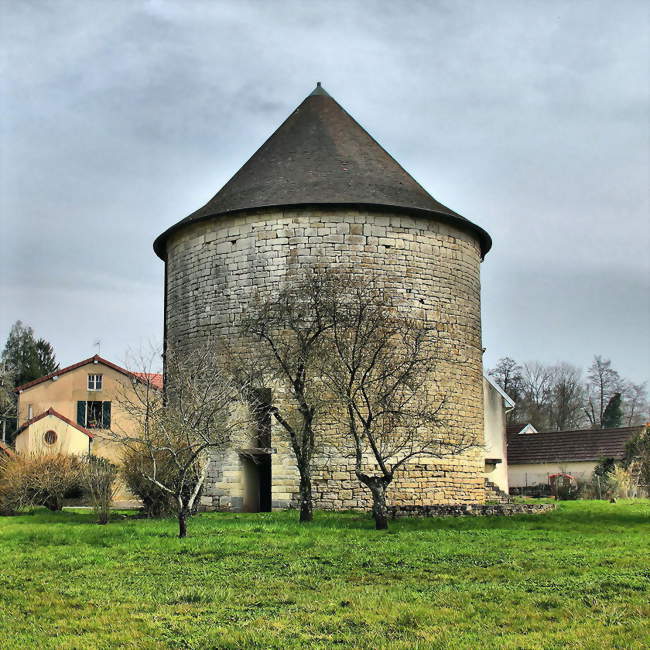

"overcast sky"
[1, 0, 648, 384]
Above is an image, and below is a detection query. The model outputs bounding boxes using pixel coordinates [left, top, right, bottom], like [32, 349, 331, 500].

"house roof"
[506, 423, 538, 437]
[14, 407, 94, 439]
[507, 426, 642, 464]
[132, 372, 163, 390]
[154, 83, 492, 260]
[15, 355, 163, 393]
[484, 374, 516, 409]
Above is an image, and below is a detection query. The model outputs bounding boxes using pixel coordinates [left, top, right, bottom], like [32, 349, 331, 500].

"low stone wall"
[388, 503, 555, 518]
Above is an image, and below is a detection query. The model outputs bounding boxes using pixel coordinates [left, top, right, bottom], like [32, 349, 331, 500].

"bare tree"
[490, 354, 646, 433]
[321, 277, 479, 530]
[236, 270, 337, 522]
[518, 362, 553, 429]
[108, 344, 250, 538]
[621, 381, 649, 426]
[585, 356, 623, 429]
[83, 456, 118, 524]
[488, 357, 524, 402]
[547, 363, 586, 431]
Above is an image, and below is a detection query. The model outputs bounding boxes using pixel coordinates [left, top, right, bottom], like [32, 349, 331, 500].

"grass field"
[0, 500, 648, 649]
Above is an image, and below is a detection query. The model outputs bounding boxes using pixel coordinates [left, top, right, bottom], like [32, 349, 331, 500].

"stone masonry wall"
[163, 206, 486, 510]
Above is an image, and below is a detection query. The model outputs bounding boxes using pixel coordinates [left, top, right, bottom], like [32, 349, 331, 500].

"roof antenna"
[93, 339, 101, 356]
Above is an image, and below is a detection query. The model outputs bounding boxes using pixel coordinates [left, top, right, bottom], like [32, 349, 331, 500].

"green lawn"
[0, 501, 648, 649]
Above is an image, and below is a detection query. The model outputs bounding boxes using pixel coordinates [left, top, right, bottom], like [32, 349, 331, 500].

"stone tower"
[154, 84, 492, 512]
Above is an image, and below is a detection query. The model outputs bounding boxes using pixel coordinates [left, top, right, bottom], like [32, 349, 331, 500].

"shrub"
[0, 454, 23, 515]
[609, 466, 634, 499]
[0, 453, 84, 513]
[591, 458, 617, 499]
[122, 453, 174, 517]
[624, 425, 650, 496]
[556, 481, 581, 500]
[121, 446, 203, 517]
[83, 456, 118, 524]
[577, 478, 598, 499]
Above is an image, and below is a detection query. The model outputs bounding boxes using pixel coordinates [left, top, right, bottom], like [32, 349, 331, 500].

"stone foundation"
[389, 503, 556, 518]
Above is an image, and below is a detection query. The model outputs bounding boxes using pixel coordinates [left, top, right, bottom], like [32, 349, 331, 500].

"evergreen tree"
[1, 322, 59, 387]
[0, 362, 16, 443]
[2, 322, 41, 387]
[602, 392, 623, 429]
[0, 321, 59, 443]
[35, 338, 59, 375]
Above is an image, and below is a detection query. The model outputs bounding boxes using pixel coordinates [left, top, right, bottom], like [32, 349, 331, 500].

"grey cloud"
[1, 0, 648, 385]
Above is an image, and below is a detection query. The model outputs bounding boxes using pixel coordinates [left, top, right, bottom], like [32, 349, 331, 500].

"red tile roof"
[15, 355, 163, 392]
[14, 407, 94, 439]
[132, 372, 163, 390]
[507, 426, 642, 464]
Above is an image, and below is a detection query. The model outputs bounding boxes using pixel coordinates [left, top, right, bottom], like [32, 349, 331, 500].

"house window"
[28, 404, 33, 420]
[44, 430, 57, 445]
[77, 400, 111, 429]
[88, 374, 103, 391]
[87, 401, 103, 427]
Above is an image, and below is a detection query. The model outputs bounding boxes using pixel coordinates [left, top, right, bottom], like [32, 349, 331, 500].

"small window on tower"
[88, 374, 103, 391]
[251, 388, 272, 448]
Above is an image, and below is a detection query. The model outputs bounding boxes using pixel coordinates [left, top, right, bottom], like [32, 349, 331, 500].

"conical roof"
[154, 83, 491, 258]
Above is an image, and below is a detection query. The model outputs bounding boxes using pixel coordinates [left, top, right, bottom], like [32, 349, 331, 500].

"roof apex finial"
[309, 81, 330, 97]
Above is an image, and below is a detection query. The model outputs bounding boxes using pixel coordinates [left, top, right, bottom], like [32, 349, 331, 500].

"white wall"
[482, 377, 509, 492]
[508, 461, 597, 488]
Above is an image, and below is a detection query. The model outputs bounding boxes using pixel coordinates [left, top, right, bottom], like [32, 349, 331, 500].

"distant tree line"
[488, 355, 649, 431]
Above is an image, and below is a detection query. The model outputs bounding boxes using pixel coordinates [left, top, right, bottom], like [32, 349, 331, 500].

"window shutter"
[77, 401, 86, 427]
[102, 402, 111, 429]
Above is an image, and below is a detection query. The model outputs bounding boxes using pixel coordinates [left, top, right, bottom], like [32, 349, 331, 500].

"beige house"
[507, 425, 643, 492]
[14, 355, 162, 497]
[14, 408, 93, 456]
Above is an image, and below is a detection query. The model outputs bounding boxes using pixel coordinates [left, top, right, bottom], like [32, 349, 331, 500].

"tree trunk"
[359, 474, 391, 530]
[45, 495, 63, 511]
[370, 483, 389, 530]
[299, 472, 313, 522]
[178, 506, 189, 538]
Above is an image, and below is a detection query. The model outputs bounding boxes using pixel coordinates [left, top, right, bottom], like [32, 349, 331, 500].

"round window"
[44, 430, 57, 445]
